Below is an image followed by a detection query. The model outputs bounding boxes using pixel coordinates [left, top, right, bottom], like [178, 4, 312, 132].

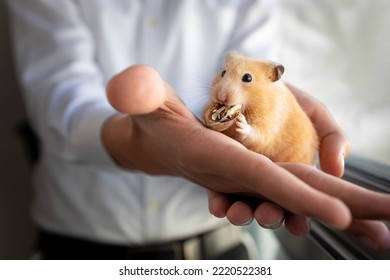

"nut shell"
[203, 103, 241, 132]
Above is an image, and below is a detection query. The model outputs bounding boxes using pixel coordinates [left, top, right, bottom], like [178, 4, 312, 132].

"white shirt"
[6, 0, 279, 245]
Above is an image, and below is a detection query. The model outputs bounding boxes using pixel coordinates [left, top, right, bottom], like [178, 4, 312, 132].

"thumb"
[106, 65, 166, 115]
[319, 131, 350, 177]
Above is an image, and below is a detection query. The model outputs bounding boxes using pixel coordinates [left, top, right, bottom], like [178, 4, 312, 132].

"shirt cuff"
[71, 102, 120, 170]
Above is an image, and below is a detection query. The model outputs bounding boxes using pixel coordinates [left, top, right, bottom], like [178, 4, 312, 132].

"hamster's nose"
[217, 92, 228, 104]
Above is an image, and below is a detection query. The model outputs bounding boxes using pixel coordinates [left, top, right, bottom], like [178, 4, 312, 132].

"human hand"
[103, 65, 390, 250]
[208, 82, 350, 236]
[209, 83, 390, 250]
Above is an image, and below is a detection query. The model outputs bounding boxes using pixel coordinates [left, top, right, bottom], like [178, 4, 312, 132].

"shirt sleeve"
[5, 0, 119, 169]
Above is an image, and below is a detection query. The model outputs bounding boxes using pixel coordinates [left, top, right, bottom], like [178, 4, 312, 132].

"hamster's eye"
[242, 73, 252, 83]
[221, 70, 226, 78]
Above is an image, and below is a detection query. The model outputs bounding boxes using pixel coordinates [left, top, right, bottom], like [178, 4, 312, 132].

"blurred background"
[0, 0, 389, 259]
[0, 0, 35, 259]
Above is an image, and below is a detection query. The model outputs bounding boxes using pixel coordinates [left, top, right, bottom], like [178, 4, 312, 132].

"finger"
[208, 191, 256, 225]
[180, 126, 352, 229]
[209, 184, 311, 235]
[106, 65, 166, 115]
[226, 201, 254, 226]
[281, 163, 390, 221]
[318, 130, 350, 177]
[207, 190, 229, 218]
[254, 202, 284, 229]
[284, 215, 311, 236]
[226, 152, 352, 230]
[344, 219, 390, 251]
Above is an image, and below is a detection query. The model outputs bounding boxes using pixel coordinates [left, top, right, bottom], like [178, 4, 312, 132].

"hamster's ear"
[269, 64, 285, 82]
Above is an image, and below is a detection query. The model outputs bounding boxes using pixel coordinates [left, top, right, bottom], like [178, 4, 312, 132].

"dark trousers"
[37, 229, 250, 260]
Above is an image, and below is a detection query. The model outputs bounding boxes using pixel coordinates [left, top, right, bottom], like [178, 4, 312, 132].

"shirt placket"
[141, 1, 163, 67]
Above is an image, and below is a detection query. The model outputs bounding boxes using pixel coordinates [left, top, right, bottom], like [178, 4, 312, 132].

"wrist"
[102, 113, 134, 169]
[101, 113, 177, 176]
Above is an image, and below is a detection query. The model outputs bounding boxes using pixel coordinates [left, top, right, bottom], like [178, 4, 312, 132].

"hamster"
[203, 52, 318, 165]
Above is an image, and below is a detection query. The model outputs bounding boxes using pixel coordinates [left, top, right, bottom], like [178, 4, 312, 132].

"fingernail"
[233, 216, 253, 226]
[242, 217, 254, 226]
[260, 218, 284, 230]
[335, 153, 345, 177]
[340, 153, 345, 167]
[258, 204, 285, 229]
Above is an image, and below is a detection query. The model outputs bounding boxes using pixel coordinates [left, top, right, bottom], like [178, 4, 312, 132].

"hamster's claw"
[235, 114, 253, 140]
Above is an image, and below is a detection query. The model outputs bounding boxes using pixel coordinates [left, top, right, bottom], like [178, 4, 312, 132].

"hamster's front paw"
[235, 114, 254, 142]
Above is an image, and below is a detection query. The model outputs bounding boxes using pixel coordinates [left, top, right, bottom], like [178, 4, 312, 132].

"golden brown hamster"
[203, 52, 318, 164]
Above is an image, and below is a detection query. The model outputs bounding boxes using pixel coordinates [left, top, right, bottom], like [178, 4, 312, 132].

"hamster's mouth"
[210, 103, 242, 122]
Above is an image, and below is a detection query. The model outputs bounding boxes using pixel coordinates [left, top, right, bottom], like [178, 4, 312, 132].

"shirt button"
[148, 18, 159, 28]
[148, 200, 160, 212]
